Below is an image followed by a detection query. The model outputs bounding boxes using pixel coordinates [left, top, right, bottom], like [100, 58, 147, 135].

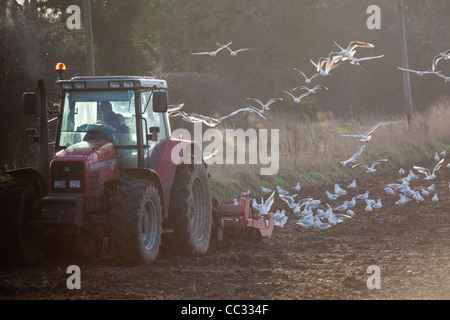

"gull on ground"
[294, 182, 301, 192]
[297, 214, 314, 228]
[398, 67, 441, 76]
[217, 42, 253, 56]
[357, 191, 370, 200]
[432, 193, 439, 202]
[334, 184, 347, 196]
[413, 191, 425, 202]
[346, 197, 356, 208]
[334, 200, 349, 211]
[385, 187, 396, 195]
[352, 159, 388, 173]
[293, 68, 320, 84]
[276, 185, 290, 195]
[413, 158, 444, 180]
[340, 145, 366, 165]
[421, 188, 429, 197]
[373, 199, 382, 209]
[434, 152, 440, 161]
[281, 90, 309, 103]
[340, 122, 381, 142]
[427, 184, 435, 193]
[348, 179, 357, 189]
[346, 209, 355, 217]
[261, 186, 272, 194]
[274, 210, 288, 227]
[399, 168, 405, 175]
[432, 50, 450, 71]
[325, 190, 340, 201]
[396, 193, 412, 205]
[325, 204, 344, 225]
[192, 42, 232, 56]
[313, 216, 332, 230]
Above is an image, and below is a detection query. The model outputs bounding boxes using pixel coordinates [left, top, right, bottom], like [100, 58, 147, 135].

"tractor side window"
[140, 91, 167, 143]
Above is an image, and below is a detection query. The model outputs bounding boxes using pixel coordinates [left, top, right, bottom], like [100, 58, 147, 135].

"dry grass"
[209, 97, 450, 201]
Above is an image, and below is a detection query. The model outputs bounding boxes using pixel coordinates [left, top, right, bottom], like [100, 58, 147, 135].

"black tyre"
[162, 163, 212, 256]
[0, 179, 42, 265]
[110, 178, 162, 265]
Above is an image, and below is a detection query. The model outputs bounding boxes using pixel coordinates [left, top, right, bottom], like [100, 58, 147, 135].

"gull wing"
[413, 166, 431, 178]
[432, 158, 445, 174]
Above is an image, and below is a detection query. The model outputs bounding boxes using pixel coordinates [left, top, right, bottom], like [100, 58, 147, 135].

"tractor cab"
[55, 75, 170, 169]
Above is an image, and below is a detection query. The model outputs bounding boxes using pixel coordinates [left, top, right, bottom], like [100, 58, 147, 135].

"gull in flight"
[398, 67, 441, 76]
[217, 42, 253, 56]
[435, 72, 450, 83]
[313, 216, 332, 230]
[432, 50, 450, 71]
[352, 159, 388, 173]
[192, 42, 232, 56]
[281, 90, 309, 103]
[349, 55, 384, 70]
[326, 41, 375, 73]
[340, 145, 366, 165]
[255, 191, 275, 214]
[341, 122, 381, 142]
[413, 158, 444, 180]
[294, 85, 328, 94]
[293, 68, 320, 84]
[246, 97, 283, 113]
[167, 103, 185, 113]
[278, 193, 299, 208]
[310, 58, 341, 76]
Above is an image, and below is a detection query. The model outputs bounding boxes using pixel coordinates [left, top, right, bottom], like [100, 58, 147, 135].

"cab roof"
[56, 76, 167, 90]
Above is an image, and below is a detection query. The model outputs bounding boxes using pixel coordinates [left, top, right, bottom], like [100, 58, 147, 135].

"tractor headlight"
[54, 180, 66, 189]
[69, 180, 81, 188]
[62, 83, 72, 90]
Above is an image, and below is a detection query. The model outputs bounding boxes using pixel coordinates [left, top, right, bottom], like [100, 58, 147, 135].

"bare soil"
[0, 158, 449, 301]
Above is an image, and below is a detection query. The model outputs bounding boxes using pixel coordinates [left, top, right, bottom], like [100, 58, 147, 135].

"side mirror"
[23, 91, 37, 115]
[153, 91, 168, 113]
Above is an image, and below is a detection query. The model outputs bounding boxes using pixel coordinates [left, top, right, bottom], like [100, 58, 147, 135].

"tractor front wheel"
[110, 178, 162, 265]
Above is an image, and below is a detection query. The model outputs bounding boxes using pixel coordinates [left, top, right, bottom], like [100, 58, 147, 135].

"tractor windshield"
[59, 90, 137, 147]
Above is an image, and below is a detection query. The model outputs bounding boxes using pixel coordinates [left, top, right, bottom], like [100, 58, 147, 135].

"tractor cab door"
[139, 90, 169, 170]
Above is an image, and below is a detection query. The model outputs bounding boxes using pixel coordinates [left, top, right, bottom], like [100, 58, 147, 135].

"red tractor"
[0, 64, 275, 266]
[0, 64, 213, 265]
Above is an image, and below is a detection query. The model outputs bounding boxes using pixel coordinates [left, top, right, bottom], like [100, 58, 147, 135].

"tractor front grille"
[51, 161, 85, 193]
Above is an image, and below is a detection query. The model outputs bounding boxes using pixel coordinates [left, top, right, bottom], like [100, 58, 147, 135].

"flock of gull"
[171, 40, 389, 126]
[182, 39, 450, 230]
[258, 145, 449, 230]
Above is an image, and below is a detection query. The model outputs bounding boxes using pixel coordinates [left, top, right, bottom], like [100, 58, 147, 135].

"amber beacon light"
[55, 62, 66, 80]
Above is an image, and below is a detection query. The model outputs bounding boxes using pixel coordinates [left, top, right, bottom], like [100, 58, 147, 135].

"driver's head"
[99, 101, 113, 115]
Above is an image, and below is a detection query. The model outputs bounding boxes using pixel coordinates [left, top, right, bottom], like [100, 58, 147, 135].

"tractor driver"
[99, 101, 129, 133]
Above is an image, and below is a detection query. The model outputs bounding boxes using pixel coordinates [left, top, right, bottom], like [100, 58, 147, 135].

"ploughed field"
[0, 158, 449, 300]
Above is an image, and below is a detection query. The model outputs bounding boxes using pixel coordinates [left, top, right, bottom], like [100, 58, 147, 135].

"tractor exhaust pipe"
[37, 79, 49, 185]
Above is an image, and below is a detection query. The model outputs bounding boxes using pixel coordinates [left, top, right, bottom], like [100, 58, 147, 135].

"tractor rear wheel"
[162, 163, 212, 256]
[110, 178, 162, 265]
[0, 178, 42, 265]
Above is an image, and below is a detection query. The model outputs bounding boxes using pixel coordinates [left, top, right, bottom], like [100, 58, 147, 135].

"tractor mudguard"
[6, 167, 48, 200]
